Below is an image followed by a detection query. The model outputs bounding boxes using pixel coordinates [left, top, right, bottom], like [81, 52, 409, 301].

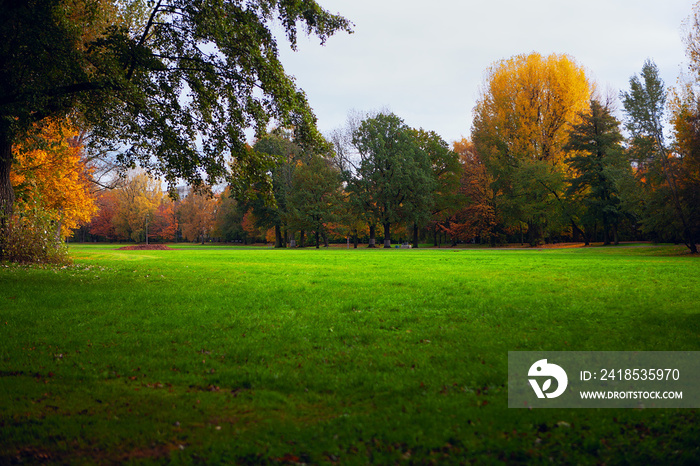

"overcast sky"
[273, 0, 697, 145]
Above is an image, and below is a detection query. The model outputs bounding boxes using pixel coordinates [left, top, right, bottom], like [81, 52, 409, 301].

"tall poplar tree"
[472, 53, 591, 244]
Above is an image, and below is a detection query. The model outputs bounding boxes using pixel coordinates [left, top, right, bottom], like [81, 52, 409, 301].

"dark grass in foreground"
[1, 245, 699, 464]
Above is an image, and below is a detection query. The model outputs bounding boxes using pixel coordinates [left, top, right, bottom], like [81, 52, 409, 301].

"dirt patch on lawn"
[537, 242, 587, 249]
[116, 244, 175, 251]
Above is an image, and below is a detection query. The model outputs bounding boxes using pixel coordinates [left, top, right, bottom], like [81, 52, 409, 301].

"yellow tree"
[472, 53, 591, 244]
[112, 170, 162, 243]
[10, 119, 98, 240]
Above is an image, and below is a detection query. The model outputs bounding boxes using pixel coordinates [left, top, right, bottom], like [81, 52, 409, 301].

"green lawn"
[1, 244, 699, 464]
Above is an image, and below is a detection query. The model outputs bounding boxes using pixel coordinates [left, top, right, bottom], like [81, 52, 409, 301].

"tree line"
[2, 1, 700, 261]
[78, 55, 700, 254]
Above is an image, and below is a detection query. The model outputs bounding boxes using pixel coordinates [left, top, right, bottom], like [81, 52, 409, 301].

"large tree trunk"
[527, 219, 548, 246]
[274, 224, 283, 248]
[300, 230, 305, 248]
[353, 229, 358, 249]
[602, 213, 610, 245]
[383, 221, 391, 248]
[368, 224, 376, 248]
[315, 230, 320, 249]
[413, 222, 419, 249]
[520, 223, 524, 245]
[571, 220, 590, 246]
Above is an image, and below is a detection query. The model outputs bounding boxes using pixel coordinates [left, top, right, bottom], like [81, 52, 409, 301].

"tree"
[446, 139, 497, 244]
[241, 209, 264, 243]
[666, 84, 700, 251]
[0, 0, 352, 238]
[244, 128, 302, 247]
[178, 188, 217, 244]
[330, 109, 379, 246]
[472, 52, 591, 244]
[411, 129, 459, 248]
[150, 198, 178, 242]
[565, 99, 630, 245]
[348, 113, 434, 248]
[10, 118, 98, 241]
[287, 155, 343, 248]
[621, 60, 697, 253]
[90, 190, 121, 241]
[213, 188, 247, 243]
[1, 0, 114, 223]
[112, 170, 161, 242]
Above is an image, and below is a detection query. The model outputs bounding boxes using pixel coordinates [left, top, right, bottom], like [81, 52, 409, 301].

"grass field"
[1, 244, 699, 464]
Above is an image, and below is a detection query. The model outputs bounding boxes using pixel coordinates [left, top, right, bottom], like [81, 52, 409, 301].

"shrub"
[1, 207, 70, 265]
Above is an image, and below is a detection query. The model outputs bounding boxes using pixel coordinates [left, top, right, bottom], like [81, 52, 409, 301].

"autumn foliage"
[10, 119, 97, 239]
[179, 189, 217, 244]
[442, 139, 497, 242]
[3, 119, 97, 263]
[150, 200, 178, 243]
[89, 190, 121, 241]
[89, 172, 179, 243]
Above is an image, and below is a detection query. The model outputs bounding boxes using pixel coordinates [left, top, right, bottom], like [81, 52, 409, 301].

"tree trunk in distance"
[383, 222, 391, 248]
[413, 222, 419, 249]
[274, 224, 282, 248]
[603, 213, 610, 245]
[368, 224, 376, 248]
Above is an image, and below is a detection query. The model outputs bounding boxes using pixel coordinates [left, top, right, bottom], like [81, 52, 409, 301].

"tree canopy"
[622, 60, 697, 253]
[0, 0, 353, 222]
[348, 113, 435, 248]
[565, 99, 629, 245]
[472, 52, 591, 244]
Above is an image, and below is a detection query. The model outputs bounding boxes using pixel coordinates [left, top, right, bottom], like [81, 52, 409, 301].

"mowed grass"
[1, 244, 699, 464]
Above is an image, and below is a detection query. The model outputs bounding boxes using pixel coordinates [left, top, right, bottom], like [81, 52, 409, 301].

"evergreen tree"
[565, 99, 630, 245]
